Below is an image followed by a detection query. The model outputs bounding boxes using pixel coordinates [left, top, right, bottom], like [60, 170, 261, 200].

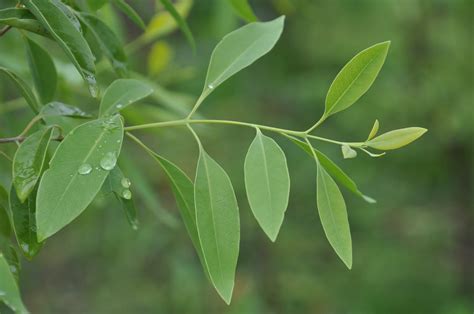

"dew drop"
[121, 178, 131, 188]
[208, 83, 215, 90]
[116, 103, 123, 109]
[122, 189, 132, 200]
[100, 152, 117, 171]
[78, 163, 92, 175]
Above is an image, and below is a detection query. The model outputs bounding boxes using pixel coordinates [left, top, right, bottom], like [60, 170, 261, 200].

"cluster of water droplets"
[77, 152, 118, 176]
[121, 177, 132, 200]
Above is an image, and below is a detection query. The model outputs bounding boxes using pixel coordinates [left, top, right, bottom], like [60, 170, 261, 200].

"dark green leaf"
[9, 186, 43, 260]
[195, 149, 240, 304]
[99, 79, 153, 117]
[244, 129, 290, 241]
[0, 7, 49, 37]
[23, 0, 97, 96]
[228, 0, 258, 22]
[87, 0, 108, 11]
[13, 128, 53, 203]
[40, 102, 92, 119]
[0, 67, 40, 114]
[0, 186, 11, 242]
[24, 36, 57, 104]
[0, 253, 28, 314]
[159, 0, 195, 50]
[78, 13, 128, 76]
[113, 0, 146, 30]
[36, 115, 124, 240]
[324, 41, 390, 117]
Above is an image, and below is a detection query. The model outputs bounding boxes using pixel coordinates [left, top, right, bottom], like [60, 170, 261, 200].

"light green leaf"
[202, 16, 284, 98]
[87, 0, 108, 11]
[36, 115, 124, 241]
[0, 8, 49, 37]
[367, 127, 427, 151]
[99, 79, 154, 117]
[105, 167, 138, 230]
[40, 102, 92, 119]
[23, 0, 97, 96]
[2, 245, 21, 284]
[13, 128, 54, 203]
[9, 186, 43, 260]
[316, 162, 352, 269]
[159, 0, 195, 50]
[341, 144, 357, 159]
[367, 119, 379, 140]
[195, 149, 240, 304]
[0, 253, 28, 314]
[113, 0, 146, 30]
[228, 0, 258, 22]
[24, 36, 57, 104]
[244, 129, 290, 241]
[78, 13, 128, 76]
[325, 41, 390, 117]
[0, 67, 40, 114]
[287, 135, 375, 203]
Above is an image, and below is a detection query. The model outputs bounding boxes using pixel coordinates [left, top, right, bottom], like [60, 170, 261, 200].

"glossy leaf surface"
[99, 79, 153, 117]
[195, 149, 240, 304]
[36, 116, 124, 241]
[367, 127, 427, 150]
[25, 34, 56, 104]
[325, 41, 390, 116]
[13, 128, 53, 203]
[244, 129, 290, 241]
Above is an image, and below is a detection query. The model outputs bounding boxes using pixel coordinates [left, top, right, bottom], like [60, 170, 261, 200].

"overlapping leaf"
[367, 127, 427, 150]
[99, 79, 153, 117]
[0, 253, 28, 314]
[0, 67, 40, 113]
[0, 8, 49, 37]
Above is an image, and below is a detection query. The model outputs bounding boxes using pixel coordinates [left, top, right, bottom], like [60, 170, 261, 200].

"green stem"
[186, 90, 210, 119]
[124, 119, 365, 147]
[305, 114, 327, 133]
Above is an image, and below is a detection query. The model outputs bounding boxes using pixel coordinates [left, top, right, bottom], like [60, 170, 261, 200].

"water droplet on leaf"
[100, 152, 117, 171]
[78, 163, 92, 175]
[121, 178, 131, 188]
[208, 83, 214, 89]
[122, 189, 132, 200]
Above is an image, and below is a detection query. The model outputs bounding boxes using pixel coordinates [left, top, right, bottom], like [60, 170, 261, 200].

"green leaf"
[325, 41, 390, 117]
[228, 0, 258, 22]
[23, 0, 97, 96]
[78, 13, 128, 76]
[99, 79, 153, 117]
[367, 127, 427, 151]
[287, 136, 375, 203]
[0, 67, 40, 114]
[113, 0, 146, 30]
[316, 162, 352, 269]
[244, 129, 290, 241]
[36, 115, 124, 241]
[2, 245, 21, 284]
[13, 128, 54, 203]
[9, 186, 43, 260]
[105, 167, 138, 230]
[0, 8, 49, 37]
[0, 186, 12, 241]
[341, 144, 357, 159]
[87, 0, 108, 11]
[0, 253, 28, 314]
[159, 0, 195, 50]
[367, 119, 379, 140]
[24, 36, 57, 104]
[195, 149, 240, 304]
[40, 102, 92, 119]
[202, 16, 284, 98]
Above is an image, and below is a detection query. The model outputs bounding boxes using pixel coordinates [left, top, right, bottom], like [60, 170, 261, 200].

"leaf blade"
[0, 253, 28, 314]
[113, 0, 146, 30]
[244, 129, 290, 241]
[228, 0, 258, 22]
[0, 67, 40, 114]
[99, 79, 153, 117]
[367, 127, 427, 150]
[159, 0, 195, 50]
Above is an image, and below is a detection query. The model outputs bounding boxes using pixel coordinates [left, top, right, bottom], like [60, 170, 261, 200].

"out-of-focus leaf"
[113, 0, 145, 29]
[78, 13, 127, 76]
[0, 8, 49, 37]
[367, 127, 427, 150]
[158, 0, 195, 50]
[195, 148, 240, 304]
[341, 144, 357, 159]
[87, 0, 108, 11]
[23, 0, 97, 96]
[147, 41, 173, 75]
[0, 67, 40, 114]
[9, 186, 43, 260]
[228, 0, 258, 22]
[36, 115, 124, 241]
[244, 129, 289, 241]
[99, 79, 153, 117]
[316, 161, 352, 269]
[144, 0, 192, 41]
[40, 102, 92, 119]
[324, 41, 390, 117]
[367, 119, 379, 140]
[24, 36, 57, 104]
[287, 135, 375, 203]
[201, 16, 284, 101]
[0, 253, 28, 314]
[13, 128, 54, 203]
[0, 186, 12, 241]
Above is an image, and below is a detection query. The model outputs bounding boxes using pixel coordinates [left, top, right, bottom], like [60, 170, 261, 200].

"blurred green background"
[0, 0, 473, 313]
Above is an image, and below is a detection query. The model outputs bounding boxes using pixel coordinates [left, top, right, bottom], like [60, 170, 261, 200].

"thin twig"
[0, 26, 12, 37]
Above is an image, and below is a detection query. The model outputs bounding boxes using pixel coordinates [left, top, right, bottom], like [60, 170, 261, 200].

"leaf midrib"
[256, 133, 274, 224]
